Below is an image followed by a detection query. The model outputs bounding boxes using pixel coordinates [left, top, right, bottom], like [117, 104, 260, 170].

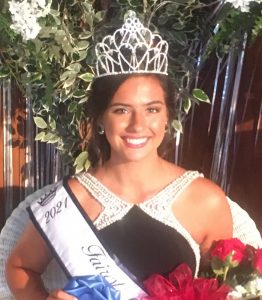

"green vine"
[0, 0, 261, 172]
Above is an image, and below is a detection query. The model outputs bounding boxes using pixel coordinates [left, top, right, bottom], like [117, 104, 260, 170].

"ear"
[97, 115, 104, 127]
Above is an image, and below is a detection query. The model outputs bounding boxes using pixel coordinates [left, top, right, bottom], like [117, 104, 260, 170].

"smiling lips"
[123, 137, 149, 148]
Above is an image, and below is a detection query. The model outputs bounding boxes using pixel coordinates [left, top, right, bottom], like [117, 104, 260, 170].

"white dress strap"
[75, 173, 133, 230]
[227, 197, 262, 248]
[139, 170, 202, 278]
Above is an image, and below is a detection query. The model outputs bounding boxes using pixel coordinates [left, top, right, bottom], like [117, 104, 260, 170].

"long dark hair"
[85, 74, 176, 168]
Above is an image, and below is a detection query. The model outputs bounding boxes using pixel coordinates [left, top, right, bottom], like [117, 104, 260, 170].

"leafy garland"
[0, 0, 262, 172]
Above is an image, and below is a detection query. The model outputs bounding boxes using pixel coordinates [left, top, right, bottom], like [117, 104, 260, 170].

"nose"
[127, 111, 146, 132]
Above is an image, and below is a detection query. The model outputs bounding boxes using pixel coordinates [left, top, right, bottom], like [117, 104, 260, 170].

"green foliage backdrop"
[0, 0, 262, 172]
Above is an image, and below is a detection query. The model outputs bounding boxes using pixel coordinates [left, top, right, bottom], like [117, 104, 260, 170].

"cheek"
[104, 118, 128, 134]
[150, 118, 167, 131]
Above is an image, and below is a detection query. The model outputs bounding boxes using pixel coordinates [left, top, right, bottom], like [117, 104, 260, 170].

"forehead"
[111, 76, 166, 104]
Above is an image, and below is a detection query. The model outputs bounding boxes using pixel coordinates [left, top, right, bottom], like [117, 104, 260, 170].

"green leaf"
[63, 77, 76, 88]
[158, 13, 168, 25]
[76, 40, 89, 50]
[78, 97, 88, 104]
[95, 11, 105, 22]
[171, 120, 183, 133]
[30, 72, 42, 82]
[60, 70, 72, 81]
[73, 49, 88, 62]
[66, 63, 82, 73]
[74, 151, 88, 165]
[49, 117, 56, 130]
[73, 89, 86, 98]
[0, 69, 10, 78]
[211, 257, 227, 276]
[68, 101, 78, 113]
[47, 135, 60, 144]
[192, 89, 210, 103]
[74, 151, 89, 173]
[84, 159, 90, 171]
[49, 9, 60, 17]
[34, 117, 48, 129]
[79, 32, 92, 40]
[62, 37, 74, 54]
[183, 97, 191, 114]
[75, 164, 84, 173]
[35, 131, 46, 141]
[82, 12, 93, 29]
[43, 132, 60, 143]
[172, 22, 185, 30]
[78, 72, 94, 82]
[174, 32, 188, 47]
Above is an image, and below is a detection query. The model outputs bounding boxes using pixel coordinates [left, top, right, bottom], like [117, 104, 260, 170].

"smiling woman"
[85, 72, 176, 168]
[86, 74, 174, 166]
[4, 12, 262, 300]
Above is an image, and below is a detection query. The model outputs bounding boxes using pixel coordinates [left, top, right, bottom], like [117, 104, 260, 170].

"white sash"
[29, 181, 146, 300]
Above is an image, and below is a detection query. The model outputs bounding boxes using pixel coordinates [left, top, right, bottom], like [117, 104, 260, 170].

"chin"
[121, 150, 158, 163]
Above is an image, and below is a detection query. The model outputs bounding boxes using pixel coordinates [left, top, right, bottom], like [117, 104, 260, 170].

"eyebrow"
[109, 100, 165, 107]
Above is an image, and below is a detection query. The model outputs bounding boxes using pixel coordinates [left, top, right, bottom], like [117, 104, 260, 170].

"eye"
[112, 107, 129, 114]
[147, 106, 160, 113]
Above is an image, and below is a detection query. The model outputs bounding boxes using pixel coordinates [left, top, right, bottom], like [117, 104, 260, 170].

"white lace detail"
[76, 173, 133, 229]
[227, 197, 262, 248]
[75, 170, 203, 276]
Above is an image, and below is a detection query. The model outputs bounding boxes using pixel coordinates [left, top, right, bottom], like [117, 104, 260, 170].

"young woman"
[5, 13, 261, 300]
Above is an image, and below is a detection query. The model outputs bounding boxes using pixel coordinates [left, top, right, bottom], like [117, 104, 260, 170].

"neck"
[92, 155, 181, 204]
[97, 155, 166, 185]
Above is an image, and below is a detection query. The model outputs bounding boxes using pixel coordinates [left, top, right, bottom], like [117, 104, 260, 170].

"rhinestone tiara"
[95, 11, 169, 78]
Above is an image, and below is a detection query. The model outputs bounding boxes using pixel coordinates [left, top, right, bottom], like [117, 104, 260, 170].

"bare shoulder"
[188, 175, 228, 208]
[173, 173, 233, 254]
[186, 176, 232, 226]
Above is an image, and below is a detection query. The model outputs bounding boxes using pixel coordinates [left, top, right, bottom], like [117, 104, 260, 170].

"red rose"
[193, 278, 231, 300]
[253, 248, 262, 275]
[143, 263, 230, 300]
[210, 238, 246, 265]
[143, 273, 176, 298]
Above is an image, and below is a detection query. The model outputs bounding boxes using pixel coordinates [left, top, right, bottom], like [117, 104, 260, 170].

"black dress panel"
[99, 205, 196, 281]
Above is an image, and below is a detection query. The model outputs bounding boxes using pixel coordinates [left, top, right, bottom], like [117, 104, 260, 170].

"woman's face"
[101, 76, 168, 163]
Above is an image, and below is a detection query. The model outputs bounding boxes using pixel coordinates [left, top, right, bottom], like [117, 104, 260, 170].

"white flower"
[244, 277, 262, 296]
[225, 0, 262, 12]
[229, 285, 247, 298]
[8, 0, 51, 40]
[36, 0, 47, 9]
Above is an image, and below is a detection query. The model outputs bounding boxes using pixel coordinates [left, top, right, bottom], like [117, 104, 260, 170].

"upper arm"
[6, 220, 52, 275]
[195, 178, 233, 254]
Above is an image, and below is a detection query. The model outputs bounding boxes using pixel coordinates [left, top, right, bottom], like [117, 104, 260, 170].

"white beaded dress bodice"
[75, 170, 203, 276]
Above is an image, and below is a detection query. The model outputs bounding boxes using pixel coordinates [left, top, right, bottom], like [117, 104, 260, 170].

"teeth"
[125, 138, 147, 145]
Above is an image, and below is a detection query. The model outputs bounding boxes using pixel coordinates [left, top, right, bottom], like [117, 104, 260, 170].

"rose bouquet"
[142, 263, 231, 300]
[142, 238, 262, 300]
[208, 238, 262, 299]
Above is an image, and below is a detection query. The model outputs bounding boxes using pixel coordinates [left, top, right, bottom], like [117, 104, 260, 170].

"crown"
[37, 186, 57, 206]
[95, 11, 168, 78]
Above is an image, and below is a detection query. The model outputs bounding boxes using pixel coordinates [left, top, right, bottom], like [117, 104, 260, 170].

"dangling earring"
[97, 124, 105, 135]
